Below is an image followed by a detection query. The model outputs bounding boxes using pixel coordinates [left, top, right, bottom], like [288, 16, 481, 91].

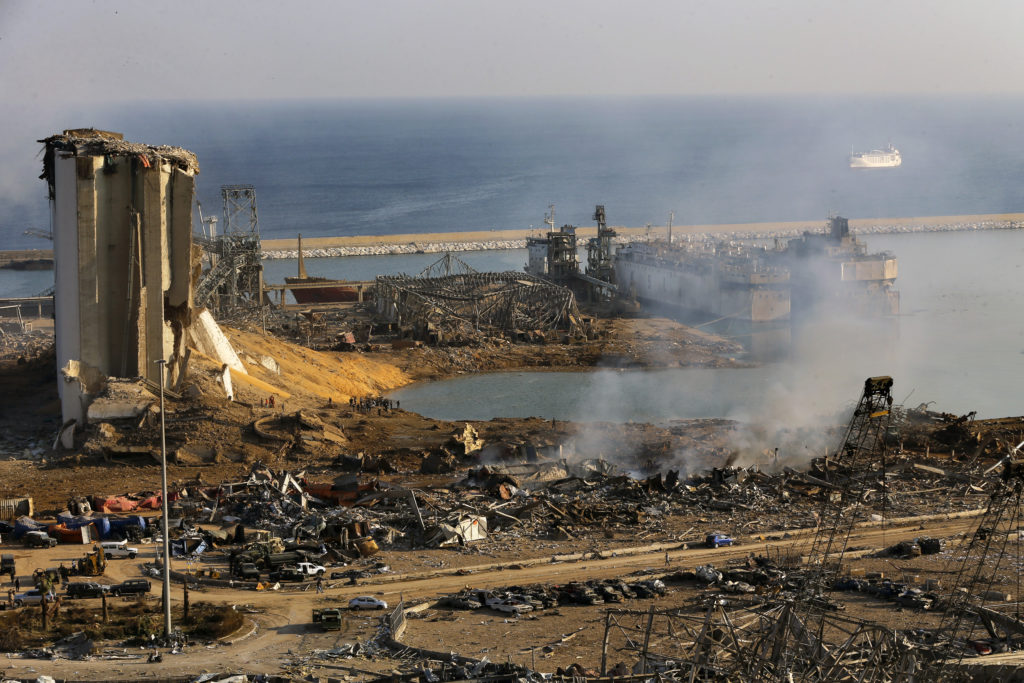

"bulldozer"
[77, 545, 106, 576]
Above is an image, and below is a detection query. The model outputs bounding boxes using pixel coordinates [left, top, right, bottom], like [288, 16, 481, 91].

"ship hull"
[849, 157, 901, 168]
[615, 254, 790, 323]
[285, 276, 359, 303]
[849, 145, 902, 168]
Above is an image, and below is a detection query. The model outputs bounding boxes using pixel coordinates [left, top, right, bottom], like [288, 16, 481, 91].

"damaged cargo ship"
[285, 234, 359, 304]
[778, 215, 899, 318]
[613, 216, 898, 322]
[615, 240, 791, 322]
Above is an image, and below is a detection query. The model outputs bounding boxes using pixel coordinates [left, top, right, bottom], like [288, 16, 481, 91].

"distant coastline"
[260, 213, 1024, 259]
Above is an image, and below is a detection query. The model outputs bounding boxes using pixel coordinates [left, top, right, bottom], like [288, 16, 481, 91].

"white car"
[488, 599, 531, 614]
[100, 541, 138, 559]
[349, 596, 388, 610]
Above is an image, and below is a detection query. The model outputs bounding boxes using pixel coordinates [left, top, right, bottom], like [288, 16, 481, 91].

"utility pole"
[668, 211, 675, 244]
[156, 359, 173, 639]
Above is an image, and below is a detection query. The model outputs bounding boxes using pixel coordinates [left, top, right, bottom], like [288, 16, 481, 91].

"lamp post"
[155, 359, 172, 639]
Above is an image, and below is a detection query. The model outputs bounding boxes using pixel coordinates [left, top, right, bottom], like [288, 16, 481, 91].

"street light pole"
[156, 359, 172, 639]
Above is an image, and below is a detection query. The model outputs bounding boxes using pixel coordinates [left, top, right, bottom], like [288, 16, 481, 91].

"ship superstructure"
[849, 144, 901, 168]
[775, 215, 899, 317]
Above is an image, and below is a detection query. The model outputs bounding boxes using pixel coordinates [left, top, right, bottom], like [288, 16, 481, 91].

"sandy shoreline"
[261, 213, 1024, 252]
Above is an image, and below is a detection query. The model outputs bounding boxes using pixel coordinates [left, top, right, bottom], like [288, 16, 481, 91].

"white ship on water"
[849, 143, 901, 168]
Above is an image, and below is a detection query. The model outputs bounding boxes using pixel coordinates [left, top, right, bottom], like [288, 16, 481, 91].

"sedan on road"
[348, 596, 388, 610]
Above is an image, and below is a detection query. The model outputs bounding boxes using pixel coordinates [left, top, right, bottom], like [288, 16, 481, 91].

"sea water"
[389, 230, 1024, 421]
[5, 95, 1024, 249]
[5, 230, 1024, 418]
[4, 97, 1024, 418]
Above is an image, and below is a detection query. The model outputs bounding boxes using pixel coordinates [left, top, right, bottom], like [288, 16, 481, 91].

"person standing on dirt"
[316, 576, 324, 594]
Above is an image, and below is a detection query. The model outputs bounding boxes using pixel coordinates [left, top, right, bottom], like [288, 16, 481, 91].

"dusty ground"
[0, 313, 743, 514]
[1, 314, 1023, 679]
[0, 513, 1009, 680]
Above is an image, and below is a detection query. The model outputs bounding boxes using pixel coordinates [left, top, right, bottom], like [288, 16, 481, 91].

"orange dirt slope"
[221, 327, 412, 403]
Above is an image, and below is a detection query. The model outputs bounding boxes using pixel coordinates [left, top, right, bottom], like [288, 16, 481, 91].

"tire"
[128, 553, 137, 559]
[104, 553, 111, 560]
[13, 601, 22, 608]
[316, 569, 324, 576]
[112, 590, 120, 597]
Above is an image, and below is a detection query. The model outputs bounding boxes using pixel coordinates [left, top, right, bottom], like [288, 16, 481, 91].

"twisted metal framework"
[920, 446, 1024, 679]
[417, 252, 477, 278]
[375, 271, 582, 342]
[602, 603, 916, 682]
[194, 186, 264, 314]
[801, 376, 894, 598]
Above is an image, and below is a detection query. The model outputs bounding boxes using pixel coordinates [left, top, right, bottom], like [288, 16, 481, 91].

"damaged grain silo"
[40, 129, 199, 439]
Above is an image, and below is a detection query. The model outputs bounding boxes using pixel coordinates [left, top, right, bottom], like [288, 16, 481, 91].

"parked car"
[13, 589, 56, 606]
[100, 540, 138, 559]
[65, 582, 110, 599]
[487, 599, 531, 614]
[349, 596, 388, 610]
[0, 553, 14, 575]
[705, 533, 735, 548]
[23, 531, 57, 548]
[111, 579, 151, 596]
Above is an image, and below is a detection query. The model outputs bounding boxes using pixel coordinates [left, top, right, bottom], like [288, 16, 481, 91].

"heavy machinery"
[76, 545, 106, 576]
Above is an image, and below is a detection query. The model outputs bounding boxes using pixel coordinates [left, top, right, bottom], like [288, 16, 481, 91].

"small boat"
[849, 144, 901, 169]
[284, 234, 359, 304]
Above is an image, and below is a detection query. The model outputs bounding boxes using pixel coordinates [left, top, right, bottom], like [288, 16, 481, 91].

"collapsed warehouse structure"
[374, 256, 585, 343]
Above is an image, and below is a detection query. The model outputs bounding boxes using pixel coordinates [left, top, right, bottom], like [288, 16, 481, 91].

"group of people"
[259, 395, 281, 409]
[349, 395, 398, 414]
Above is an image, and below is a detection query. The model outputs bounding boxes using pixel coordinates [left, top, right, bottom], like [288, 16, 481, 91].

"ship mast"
[297, 233, 308, 279]
[544, 204, 555, 234]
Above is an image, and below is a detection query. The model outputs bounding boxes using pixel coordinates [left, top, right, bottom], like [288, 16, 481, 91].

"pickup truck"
[312, 607, 342, 630]
[705, 533, 735, 548]
[269, 566, 306, 582]
[294, 562, 326, 577]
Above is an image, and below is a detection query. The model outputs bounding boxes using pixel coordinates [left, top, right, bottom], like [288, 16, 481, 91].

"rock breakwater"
[261, 219, 1022, 259]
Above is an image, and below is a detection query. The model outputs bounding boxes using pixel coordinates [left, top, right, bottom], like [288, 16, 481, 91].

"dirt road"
[0, 513, 986, 679]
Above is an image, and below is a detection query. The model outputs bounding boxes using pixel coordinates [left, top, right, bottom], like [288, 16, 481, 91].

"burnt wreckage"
[374, 255, 584, 343]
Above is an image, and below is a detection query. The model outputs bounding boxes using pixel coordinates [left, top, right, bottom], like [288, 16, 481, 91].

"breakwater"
[261, 218, 1024, 259]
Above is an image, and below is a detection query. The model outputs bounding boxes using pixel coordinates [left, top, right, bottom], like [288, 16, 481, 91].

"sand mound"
[222, 327, 411, 403]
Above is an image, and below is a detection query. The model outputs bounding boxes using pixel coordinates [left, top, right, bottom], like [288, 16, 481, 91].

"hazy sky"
[1, 0, 1022, 239]
[2, 0, 1022, 103]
